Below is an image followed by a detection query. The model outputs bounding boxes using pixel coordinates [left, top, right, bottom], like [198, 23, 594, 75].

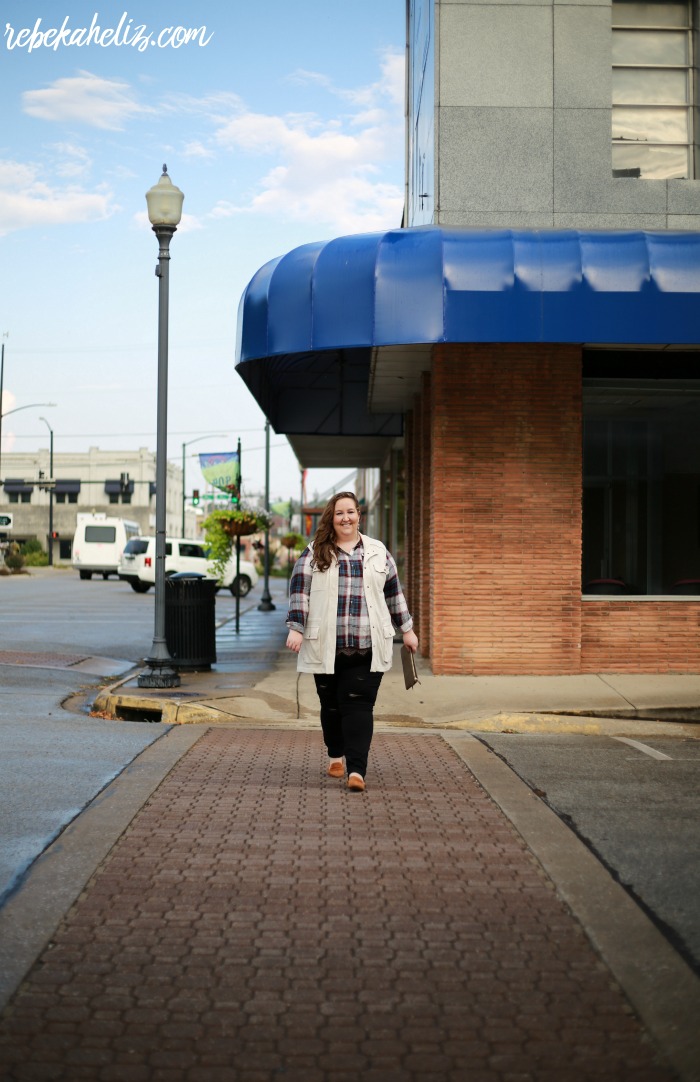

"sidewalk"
[1, 584, 699, 1080]
[92, 580, 700, 736]
[1, 725, 698, 1081]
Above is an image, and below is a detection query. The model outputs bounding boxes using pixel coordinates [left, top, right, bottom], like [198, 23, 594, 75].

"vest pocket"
[301, 624, 323, 666]
[376, 621, 395, 668]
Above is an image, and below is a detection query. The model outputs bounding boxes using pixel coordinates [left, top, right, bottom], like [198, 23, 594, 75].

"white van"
[72, 514, 140, 580]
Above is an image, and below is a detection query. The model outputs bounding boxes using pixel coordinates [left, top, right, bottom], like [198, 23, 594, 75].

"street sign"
[0, 513, 13, 528]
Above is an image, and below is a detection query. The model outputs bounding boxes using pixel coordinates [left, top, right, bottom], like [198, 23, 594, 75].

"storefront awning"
[54, 479, 80, 495]
[104, 479, 134, 496]
[236, 227, 700, 464]
[3, 478, 33, 494]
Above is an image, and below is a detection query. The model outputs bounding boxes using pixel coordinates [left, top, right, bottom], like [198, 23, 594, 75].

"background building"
[0, 448, 191, 559]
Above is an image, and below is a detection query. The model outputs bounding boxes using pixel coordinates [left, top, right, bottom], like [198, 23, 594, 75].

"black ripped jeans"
[314, 650, 383, 779]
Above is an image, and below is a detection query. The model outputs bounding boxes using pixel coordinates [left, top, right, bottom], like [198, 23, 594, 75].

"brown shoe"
[327, 761, 344, 778]
[347, 774, 366, 792]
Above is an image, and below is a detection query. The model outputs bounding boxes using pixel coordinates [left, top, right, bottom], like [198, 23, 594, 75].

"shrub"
[23, 551, 49, 566]
[5, 543, 26, 572]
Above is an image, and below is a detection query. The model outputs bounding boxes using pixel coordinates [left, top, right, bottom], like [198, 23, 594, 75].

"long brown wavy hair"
[311, 491, 361, 572]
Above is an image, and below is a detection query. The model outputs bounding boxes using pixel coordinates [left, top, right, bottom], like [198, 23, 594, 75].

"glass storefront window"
[583, 356, 700, 594]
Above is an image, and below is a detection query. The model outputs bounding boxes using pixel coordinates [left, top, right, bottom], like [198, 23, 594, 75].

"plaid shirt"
[286, 539, 413, 652]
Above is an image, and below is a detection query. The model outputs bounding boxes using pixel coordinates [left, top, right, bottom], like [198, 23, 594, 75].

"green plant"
[20, 539, 48, 566]
[23, 550, 49, 566]
[4, 542, 25, 572]
[202, 505, 273, 580]
[20, 538, 43, 555]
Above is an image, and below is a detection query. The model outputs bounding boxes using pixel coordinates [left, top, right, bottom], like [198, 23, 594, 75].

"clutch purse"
[401, 645, 420, 690]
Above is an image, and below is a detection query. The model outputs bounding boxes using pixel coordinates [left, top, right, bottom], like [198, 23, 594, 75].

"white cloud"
[22, 71, 151, 130]
[51, 143, 93, 178]
[0, 158, 115, 236]
[209, 48, 405, 233]
[182, 141, 215, 161]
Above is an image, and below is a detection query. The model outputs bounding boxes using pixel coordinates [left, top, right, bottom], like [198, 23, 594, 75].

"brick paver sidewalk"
[0, 730, 675, 1081]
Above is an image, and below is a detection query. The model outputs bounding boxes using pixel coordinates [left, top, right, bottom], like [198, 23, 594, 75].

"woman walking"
[286, 492, 418, 792]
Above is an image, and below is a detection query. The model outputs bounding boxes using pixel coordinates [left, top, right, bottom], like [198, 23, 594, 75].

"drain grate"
[114, 704, 163, 723]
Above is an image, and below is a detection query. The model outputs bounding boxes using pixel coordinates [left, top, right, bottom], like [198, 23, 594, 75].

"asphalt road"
[0, 565, 246, 661]
[478, 732, 700, 975]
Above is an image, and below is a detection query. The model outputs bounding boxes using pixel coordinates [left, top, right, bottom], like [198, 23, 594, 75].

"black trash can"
[165, 572, 217, 671]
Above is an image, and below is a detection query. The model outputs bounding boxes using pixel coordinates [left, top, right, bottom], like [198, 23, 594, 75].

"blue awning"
[235, 227, 700, 451]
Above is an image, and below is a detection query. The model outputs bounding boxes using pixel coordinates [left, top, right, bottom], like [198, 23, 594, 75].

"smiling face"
[332, 496, 360, 546]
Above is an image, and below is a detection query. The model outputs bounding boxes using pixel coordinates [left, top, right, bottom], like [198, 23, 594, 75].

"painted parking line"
[613, 736, 672, 761]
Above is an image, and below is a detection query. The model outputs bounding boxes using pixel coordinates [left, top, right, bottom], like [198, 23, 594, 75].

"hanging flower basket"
[280, 532, 306, 550]
[220, 518, 258, 537]
[202, 505, 273, 581]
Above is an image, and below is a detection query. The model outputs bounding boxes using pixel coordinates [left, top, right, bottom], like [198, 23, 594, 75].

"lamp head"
[145, 164, 184, 229]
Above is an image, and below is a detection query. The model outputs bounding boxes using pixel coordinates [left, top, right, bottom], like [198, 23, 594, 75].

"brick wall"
[582, 601, 700, 672]
[429, 343, 583, 675]
[406, 406, 421, 643]
[418, 373, 432, 655]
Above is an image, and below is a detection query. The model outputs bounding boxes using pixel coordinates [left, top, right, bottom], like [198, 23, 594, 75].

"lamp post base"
[138, 660, 181, 688]
[257, 591, 276, 612]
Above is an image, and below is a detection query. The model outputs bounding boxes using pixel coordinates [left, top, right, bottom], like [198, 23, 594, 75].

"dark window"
[583, 352, 700, 594]
[123, 539, 149, 555]
[85, 526, 117, 543]
[179, 543, 206, 558]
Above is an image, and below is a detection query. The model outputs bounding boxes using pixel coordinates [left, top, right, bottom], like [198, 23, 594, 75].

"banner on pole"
[199, 452, 240, 494]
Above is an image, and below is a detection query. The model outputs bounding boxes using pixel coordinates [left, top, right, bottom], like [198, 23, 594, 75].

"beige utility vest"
[297, 533, 396, 674]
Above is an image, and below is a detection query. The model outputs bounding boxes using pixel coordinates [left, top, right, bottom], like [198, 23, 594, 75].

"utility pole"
[0, 334, 7, 481]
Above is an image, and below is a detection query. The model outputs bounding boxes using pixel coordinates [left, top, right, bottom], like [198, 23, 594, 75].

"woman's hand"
[286, 629, 304, 653]
[402, 629, 419, 653]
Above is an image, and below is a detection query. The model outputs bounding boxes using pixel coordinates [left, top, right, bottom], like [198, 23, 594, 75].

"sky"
[0, 0, 406, 504]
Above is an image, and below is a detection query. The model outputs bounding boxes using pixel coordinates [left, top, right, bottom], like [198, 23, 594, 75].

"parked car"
[118, 537, 259, 596]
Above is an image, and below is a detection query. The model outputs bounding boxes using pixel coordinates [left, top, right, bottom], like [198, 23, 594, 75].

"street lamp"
[0, 403, 56, 483]
[258, 419, 275, 611]
[138, 165, 184, 690]
[39, 417, 54, 566]
[181, 433, 226, 536]
[0, 403, 57, 417]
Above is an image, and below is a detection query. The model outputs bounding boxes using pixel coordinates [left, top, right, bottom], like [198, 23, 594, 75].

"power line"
[5, 426, 276, 438]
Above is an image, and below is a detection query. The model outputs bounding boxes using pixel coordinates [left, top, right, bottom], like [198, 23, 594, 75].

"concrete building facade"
[409, 0, 700, 231]
[0, 448, 188, 559]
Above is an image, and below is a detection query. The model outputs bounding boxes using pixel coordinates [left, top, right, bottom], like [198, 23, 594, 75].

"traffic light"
[192, 489, 200, 505]
[229, 491, 239, 504]
[51, 531, 59, 540]
[120, 472, 130, 494]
